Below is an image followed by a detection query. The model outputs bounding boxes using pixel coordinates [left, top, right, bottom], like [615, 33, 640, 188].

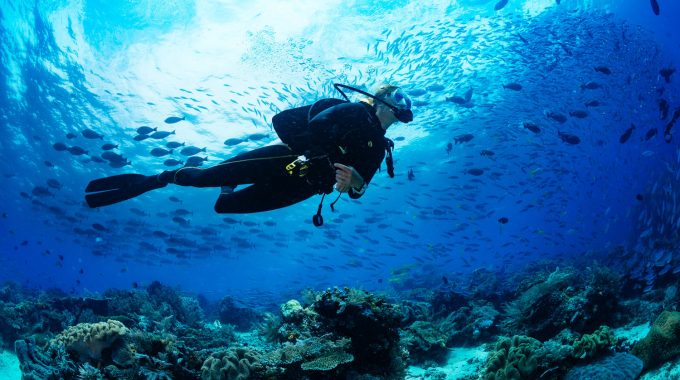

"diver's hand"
[334, 163, 364, 192]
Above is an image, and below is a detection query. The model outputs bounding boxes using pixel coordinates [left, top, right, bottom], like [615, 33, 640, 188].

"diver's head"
[362, 84, 413, 129]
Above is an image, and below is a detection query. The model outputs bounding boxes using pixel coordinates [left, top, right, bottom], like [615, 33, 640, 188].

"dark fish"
[558, 131, 581, 145]
[494, 0, 509, 11]
[635, 194, 644, 202]
[498, 217, 509, 224]
[66, 132, 77, 139]
[585, 100, 601, 107]
[67, 146, 88, 156]
[92, 223, 108, 232]
[645, 128, 658, 141]
[659, 99, 670, 120]
[101, 143, 118, 150]
[523, 122, 541, 134]
[223, 217, 240, 224]
[407, 169, 415, 181]
[172, 216, 190, 226]
[446, 142, 453, 154]
[169, 196, 182, 203]
[394, 136, 405, 141]
[442, 276, 449, 285]
[81, 129, 103, 140]
[173, 208, 192, 216]
[650, 0, 660, 15]
[517, 34, 528, 44]
[101, 151, 125, 162]
[136, 126, 157, 135]
[164, 116, 185, 124]
[152, 230, 169, 238]
[150, 130, 175, 139]
[46, 179, 62, 189]
[248, 133, 267, 141]
[594, 66, 611, 75]
[32, 186, 53, 197]
[134, 134, 150, 141]
[569, 110, 589, 118]
[467, 168, 484, 176]
[580, 81, 601, 90]
[426, 84, 445, 92]
[130, 208, 146, 216]
[166, 141, 185, 149]
[44, 161, 55, 167]
[150, 148, 172, 157]
[502, 83, 522, 91]
[223, 138, 245, 146]
[660, 67, 675, 83]
[619, 124, 635, 144]
[454, 134, 474, 144]
[446, 88, 473, 105]
[108, 159, 131, 168]
[163, 159, 183, 166]
[408, 89, 427, 97]
[546, 111, 567, 123]
[664, 107, 680, 143]
[185, 156, 208, 167]
[480, 150, 495, 157]
[53, 142, 68, 151]
[91, 156, 107, 163]
[180, 146, 206, 156]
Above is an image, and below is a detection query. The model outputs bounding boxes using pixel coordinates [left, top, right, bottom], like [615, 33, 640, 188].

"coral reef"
[632, 310, 680, 369]
[52, 319, 128, 361]
[201, 347, 263, 380]
[8, 284, 408, 380]
[572, 326, 616, 359]
[484, 335, 541, 379]
[565, 352, 643, 380]
[502, 266, 621, 340]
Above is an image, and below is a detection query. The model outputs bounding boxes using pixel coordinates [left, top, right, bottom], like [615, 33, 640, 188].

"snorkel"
[333, 83, 414, 123]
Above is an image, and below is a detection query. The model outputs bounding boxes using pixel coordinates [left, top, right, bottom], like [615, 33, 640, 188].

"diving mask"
[386, 88, 413, 123]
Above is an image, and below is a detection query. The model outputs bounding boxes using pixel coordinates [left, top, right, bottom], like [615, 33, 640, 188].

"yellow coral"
[52, 319, 128, 360]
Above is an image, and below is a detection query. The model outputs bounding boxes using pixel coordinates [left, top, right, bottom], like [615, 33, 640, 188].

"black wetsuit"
[167, 101, 387, 213]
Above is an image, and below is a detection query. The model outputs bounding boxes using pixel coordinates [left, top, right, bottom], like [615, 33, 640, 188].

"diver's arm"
[333, 163, 365, 193]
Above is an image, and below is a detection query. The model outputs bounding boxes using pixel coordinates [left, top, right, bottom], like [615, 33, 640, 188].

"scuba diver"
[84, 83, 413, 226]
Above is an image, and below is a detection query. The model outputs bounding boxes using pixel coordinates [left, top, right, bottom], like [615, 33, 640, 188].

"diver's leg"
[213, 177, 317, 214]
[159, 144, 297, 188]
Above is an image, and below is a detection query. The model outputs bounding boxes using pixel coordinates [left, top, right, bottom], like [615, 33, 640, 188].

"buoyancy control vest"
[272, 98, 395, 178]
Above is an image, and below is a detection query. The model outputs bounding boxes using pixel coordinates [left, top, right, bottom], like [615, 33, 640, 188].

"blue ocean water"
[0, 0, 679, 308]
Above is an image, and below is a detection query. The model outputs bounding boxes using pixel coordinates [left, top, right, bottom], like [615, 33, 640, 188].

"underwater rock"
[218, 296, 260, 331]
[402, 321, 449, 364]
[632, 310, 680, 369]
[565, 352, 643, 380]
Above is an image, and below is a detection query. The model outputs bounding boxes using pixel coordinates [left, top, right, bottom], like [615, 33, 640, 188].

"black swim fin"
[85, 174, 166, 208]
